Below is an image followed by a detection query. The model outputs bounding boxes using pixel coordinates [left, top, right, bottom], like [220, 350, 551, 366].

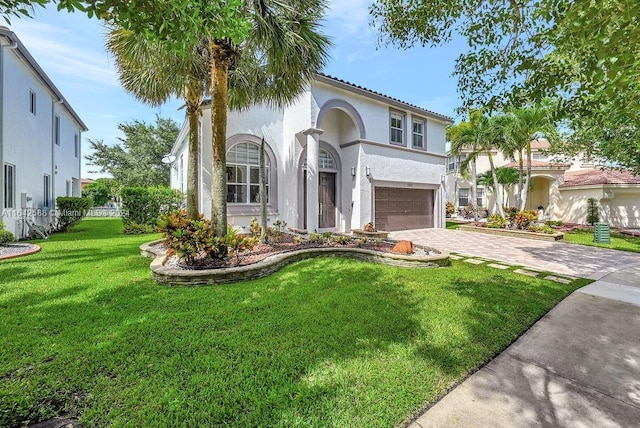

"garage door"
[374, 187, 434, 231]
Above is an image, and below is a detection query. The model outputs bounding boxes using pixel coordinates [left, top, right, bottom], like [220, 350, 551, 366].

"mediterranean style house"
[0, 27, 88, 238]
[445, 139, 640, 228]
[169, 73, 453, 232]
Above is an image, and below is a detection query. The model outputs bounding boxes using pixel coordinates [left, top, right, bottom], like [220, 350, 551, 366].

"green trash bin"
[594, 222, 611, 244]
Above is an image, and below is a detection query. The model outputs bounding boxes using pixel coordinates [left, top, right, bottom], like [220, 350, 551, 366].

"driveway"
[389, 228, 640, 427]
[390, 228, 640, 279]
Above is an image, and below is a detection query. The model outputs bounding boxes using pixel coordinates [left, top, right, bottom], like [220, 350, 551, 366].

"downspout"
[0, 40, 18, 227]
[52, 98, 63, 225]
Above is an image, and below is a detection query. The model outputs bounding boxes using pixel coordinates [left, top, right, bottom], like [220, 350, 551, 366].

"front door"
[319, 172, 336, 228]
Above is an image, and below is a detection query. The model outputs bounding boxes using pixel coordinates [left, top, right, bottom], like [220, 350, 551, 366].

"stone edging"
[458, 225, 564, 241]
[0, 244, 41, 260]
[140, 240, 450, 286]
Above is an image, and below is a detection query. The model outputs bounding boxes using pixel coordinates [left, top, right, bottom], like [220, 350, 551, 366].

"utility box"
[21, 193, 33, 209]
[594, 222, 611, 244]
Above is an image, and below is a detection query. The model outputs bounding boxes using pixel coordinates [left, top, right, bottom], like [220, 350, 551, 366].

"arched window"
[319, 149, 336, 169]
[226, 142, 270, 204]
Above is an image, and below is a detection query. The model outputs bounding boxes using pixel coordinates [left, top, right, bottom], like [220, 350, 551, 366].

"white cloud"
[326, 0, 373, 38]
[9, 20, 117, 87]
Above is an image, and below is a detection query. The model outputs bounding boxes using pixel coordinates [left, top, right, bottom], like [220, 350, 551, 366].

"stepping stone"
[514, 268, 541, 277]
[449, 254, 462, 260]
[488, 263, 510, 270]
[544, 275, 572, 284]
[463, 258, 485, 265]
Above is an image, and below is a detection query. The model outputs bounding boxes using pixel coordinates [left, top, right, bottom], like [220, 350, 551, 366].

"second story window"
[447, 154, 467, 172]
[390, 111, 404, 145]
[74, 134, 79, 158]
[29, 90, 36, 115]
[4, 164, 15, 209]
[54, 115, 60, 146]
[412, 119, 425, 149]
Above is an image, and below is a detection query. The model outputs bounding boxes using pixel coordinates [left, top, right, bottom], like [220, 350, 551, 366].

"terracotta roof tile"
[562, 169, 640, 187]
[504, 160, 570, 169]
[530, 139, 551, 150]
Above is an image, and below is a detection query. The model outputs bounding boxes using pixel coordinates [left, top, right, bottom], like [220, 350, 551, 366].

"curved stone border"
[458, 225, 564, 241]
[140, 240, 450, 286]
[0, 243, 41, 260]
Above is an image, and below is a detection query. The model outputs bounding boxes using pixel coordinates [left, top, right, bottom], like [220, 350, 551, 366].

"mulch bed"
[159, 233, 430, 270]
[0, 243, 40, 260]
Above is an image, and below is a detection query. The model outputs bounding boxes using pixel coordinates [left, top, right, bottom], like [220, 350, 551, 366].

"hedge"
[120, 186, 183, 227]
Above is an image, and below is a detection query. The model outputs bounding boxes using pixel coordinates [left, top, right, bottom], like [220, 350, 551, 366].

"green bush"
[56, 197, 93, 231]
[121, 186, 182, 227]
[545, 220, 563, 227]
[487, 214, 506, 229]
[157, 210, 226, 266]
[123, 222, 155, 235]
[586, 198, 600, 225]
[82, 181, 112, 206]
[332, 234, 352, 245]
[224, 226, 259, 265]
[514, 210, 539, 230]
[528, 224, 555, 234]
[0, 229, 15, 244]
[503, 207, 518, 221]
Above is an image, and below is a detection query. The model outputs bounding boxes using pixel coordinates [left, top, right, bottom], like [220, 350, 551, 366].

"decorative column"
[304, 128, 323, 231]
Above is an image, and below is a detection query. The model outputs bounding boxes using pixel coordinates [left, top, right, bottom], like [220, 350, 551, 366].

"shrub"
[121, 186, 182, 227]
[514, 210, 539, 230]
[309, 232, 323, 244]
[123, 221, 155, 235]
[332, 235, 351, 245]
[356, 237, 368, 247]
[56, 197, 92, 231]
[82, 181, 112, 206]
[487, 214, 506, 229]
[587, 198, 600, 225]
[0, 222, 15, 244]
[158, 210, 226, 266]
[224, 226, 259, 265]
[545, 220, 563, 227]
[445, 201, 455, 218]
[248, 217, 262, 236]
[527, 224, 555, 234]
[503, 207, 518, 222]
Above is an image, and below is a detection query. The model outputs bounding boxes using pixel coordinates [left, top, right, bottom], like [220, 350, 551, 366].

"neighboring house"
[445, 139, 640, 227]
[169, 73, 453, 232]
[0, 27, 88, 238]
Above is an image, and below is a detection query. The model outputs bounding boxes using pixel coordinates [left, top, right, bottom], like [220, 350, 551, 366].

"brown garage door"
[375, 187, 434, 231]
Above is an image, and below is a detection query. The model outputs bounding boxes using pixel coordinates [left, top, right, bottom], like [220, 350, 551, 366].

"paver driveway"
[390, 228, 640, 278]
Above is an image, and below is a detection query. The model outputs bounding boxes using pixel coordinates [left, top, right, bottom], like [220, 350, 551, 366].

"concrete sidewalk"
[408, 264, 640, 428]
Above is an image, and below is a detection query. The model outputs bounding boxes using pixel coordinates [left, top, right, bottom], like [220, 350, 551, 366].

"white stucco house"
[169, 73, 453, 232]
[445, 139, 640, 228]
[0, 27, 88, 238]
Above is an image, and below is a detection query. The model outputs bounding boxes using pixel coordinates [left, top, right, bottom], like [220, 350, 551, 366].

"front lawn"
[564, 228, 640, 253]
[0, 218, 588, 427]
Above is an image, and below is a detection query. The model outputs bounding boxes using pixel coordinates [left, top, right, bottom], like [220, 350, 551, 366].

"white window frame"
[458, 188, 469, 207]
[476, 188, 484, 208]
[43, 174, 51, 208]
[29, 90, 36, 115]
[179, 154, 184, 192]
[412, 118, 425, 149]
[4, 163, 16, 209]
[389, 110, 405, 145]
[226, 142, 270, 205]
[54, 115, 60, 146]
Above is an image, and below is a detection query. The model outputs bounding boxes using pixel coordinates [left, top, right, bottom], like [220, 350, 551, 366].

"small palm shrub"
[332, 235, 351, 245]
[487, 214, 506, 229]
[123, 221, 155, 235]
[0, 222, 15, 244]
[527, 224, 555, 234]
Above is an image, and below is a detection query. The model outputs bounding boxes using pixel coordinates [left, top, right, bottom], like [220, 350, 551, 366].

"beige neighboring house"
[445, 139, 640, 228]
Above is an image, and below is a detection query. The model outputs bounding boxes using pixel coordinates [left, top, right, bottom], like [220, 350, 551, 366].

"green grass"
[445, 221, 461, 229]
[564, 228, 640, 253]
[0, 218, 589, 427]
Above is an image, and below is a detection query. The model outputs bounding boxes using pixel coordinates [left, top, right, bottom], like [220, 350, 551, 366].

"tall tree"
[86, 116, 179, 188]
[106, 28, 209, 220]
[501, 100, 559, 211]
[449, 112, 482, 220]
[370, 1, 640, 171]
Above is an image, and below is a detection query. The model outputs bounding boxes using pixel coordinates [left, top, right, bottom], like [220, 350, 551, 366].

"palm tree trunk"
[521, 141, 533, 211]
[185, 84, 202, 221]
[259, 138, 268, 244]
[488, 153, 505, 218]
[516, 151, 524, 210]
[210, 40, 231, 237]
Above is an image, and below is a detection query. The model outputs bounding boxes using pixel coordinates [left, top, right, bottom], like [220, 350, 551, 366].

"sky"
[8, 1, 466, 179]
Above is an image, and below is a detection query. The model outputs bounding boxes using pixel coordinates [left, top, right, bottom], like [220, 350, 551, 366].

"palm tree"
[206, 0, 331, 236]
[502, 99, 559, 211]
[106, 28, 209, 221]
[449, 115, 480, 220]
[495, 166, 519, 207]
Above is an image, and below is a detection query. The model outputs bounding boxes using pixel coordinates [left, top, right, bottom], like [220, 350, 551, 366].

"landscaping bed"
[458, 224, 565, 241]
